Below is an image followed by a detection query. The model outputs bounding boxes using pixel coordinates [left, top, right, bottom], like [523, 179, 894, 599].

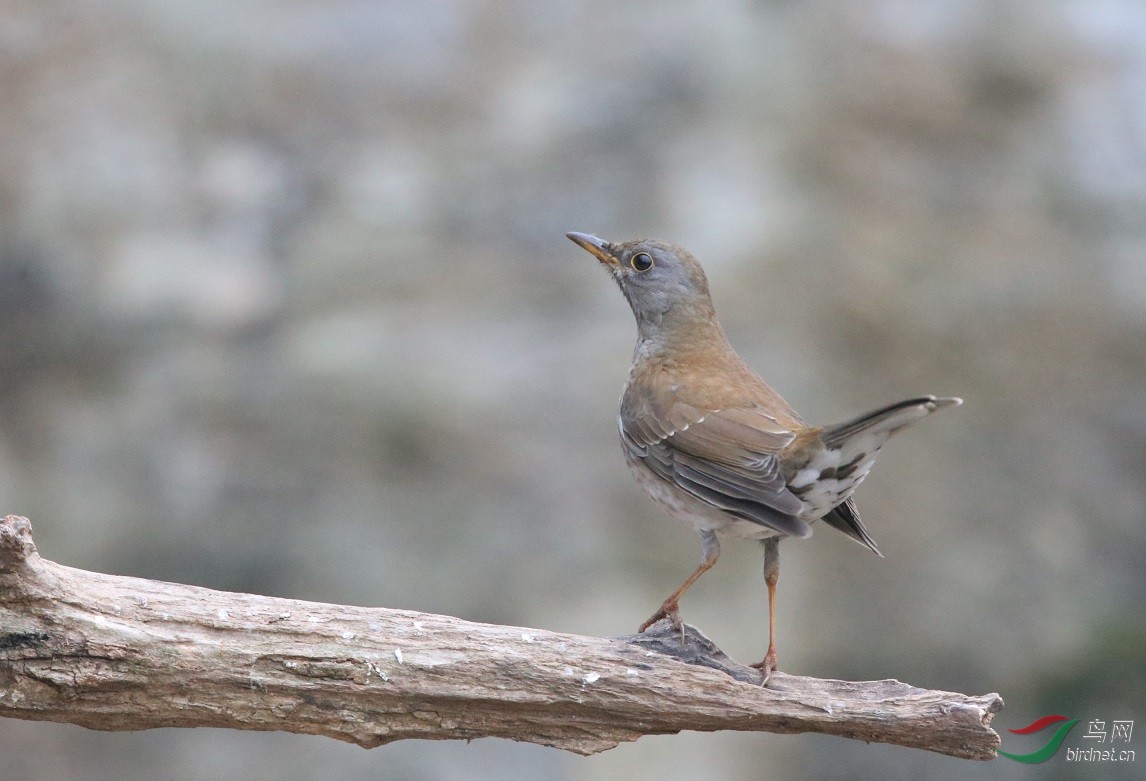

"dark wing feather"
[820, 497, 882, 555]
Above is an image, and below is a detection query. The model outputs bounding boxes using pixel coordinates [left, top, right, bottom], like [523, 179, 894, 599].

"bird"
[566, 231, 961, 681]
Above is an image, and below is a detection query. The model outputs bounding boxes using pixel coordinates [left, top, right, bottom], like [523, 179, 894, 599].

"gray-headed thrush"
[567, 232, 961, 680]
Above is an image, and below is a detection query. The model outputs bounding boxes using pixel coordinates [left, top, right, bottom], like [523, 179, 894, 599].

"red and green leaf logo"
[1000, 715, 1080, 763]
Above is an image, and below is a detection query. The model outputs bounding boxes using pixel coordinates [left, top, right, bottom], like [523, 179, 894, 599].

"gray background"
[1, 1, 1143, 779]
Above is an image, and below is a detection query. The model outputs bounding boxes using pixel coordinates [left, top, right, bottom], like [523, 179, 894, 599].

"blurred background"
[1, 1, 1144, 779]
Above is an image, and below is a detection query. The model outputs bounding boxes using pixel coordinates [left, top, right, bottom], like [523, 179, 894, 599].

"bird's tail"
[821, 395, 962, 449]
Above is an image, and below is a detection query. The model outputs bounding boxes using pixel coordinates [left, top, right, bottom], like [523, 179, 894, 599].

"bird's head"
[566, 232, 716, 339]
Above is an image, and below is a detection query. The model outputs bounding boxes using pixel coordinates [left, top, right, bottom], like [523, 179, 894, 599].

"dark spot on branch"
[0, 631, 50, 650]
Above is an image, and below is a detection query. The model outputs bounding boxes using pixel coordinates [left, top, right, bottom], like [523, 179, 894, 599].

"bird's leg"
[750, 537, 781, 681]
[638, 530, 720, 641]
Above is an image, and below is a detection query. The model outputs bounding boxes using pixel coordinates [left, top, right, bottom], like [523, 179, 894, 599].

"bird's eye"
[630, 252, 654, 272]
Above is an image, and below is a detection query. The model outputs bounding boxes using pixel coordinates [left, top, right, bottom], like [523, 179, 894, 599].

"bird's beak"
[566, 232, 619, 266]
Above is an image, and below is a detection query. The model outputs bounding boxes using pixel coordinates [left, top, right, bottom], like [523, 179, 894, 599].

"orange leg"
[750, 537, 780, 681]
[638, 530, 719, 638]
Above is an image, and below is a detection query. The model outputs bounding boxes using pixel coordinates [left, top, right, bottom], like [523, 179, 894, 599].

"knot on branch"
[0, 515, 37, 570]
[617, 620, 764, 684]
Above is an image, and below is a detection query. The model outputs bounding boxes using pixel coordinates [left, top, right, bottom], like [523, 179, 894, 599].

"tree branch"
[0, 515, 1001, 759]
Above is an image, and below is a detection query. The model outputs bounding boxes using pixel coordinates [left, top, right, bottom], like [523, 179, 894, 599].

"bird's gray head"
[566, 232, 716, 341]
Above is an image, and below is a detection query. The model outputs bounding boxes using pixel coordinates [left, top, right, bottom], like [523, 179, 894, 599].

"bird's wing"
[621, 403, 813, 538]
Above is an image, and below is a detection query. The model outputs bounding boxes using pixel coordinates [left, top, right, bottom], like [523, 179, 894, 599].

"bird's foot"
[638, 600, 685, 642]
[749, 647, 778, 685]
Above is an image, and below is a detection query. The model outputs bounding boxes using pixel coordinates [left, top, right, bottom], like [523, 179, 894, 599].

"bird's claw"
[638, 601, 685, 642]
[749, 647, 778, 685]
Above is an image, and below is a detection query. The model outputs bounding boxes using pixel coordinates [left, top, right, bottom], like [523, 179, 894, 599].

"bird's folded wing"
[621, 403, 812, 538]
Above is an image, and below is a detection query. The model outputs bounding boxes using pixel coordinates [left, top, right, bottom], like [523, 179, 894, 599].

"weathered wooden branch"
[0, 514, 1001, 759]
